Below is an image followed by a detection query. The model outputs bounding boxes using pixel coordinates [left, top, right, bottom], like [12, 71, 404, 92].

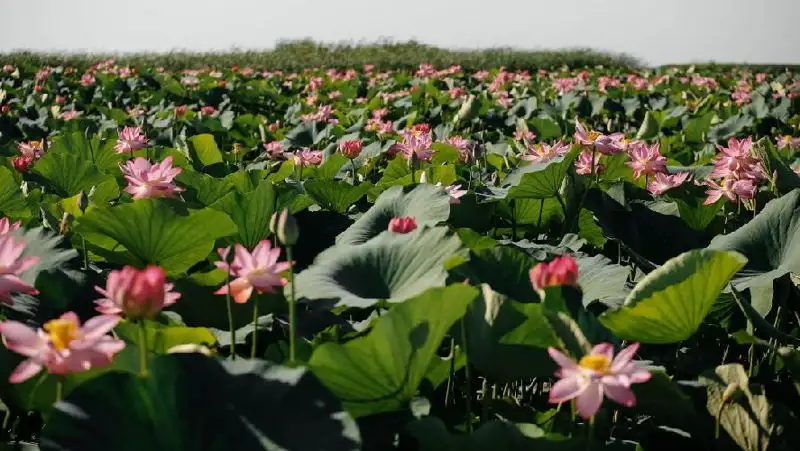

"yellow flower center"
[587, 131, 602, 142]
[43, 318, 81, 352]
[578, 354, 612, 374]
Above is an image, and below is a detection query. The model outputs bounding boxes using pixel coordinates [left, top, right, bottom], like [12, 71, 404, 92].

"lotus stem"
[536, 198, 544, 230]
[350, 158, 358, 185]
[444, 337, 455, 407]
[510, 199, 517, 241]
[251, 300, 259, 359]
[287, 245, 297, 364]
[138, 319, 149, 378]
[460, 317, 473, 433]
[225, 250, 236, 360]
[81, 235, 88, 270]
[55, 378, 63, 403]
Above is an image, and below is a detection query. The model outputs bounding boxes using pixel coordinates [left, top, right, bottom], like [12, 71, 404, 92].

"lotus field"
[1, 61, 800, 450]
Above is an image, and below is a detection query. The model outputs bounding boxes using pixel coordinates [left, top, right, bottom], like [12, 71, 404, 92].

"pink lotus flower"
[175, 106, 187, 117]
[443, 184, 468, 204]
[339, 140, 363, 159]
[120, 156, 184, 200]
[777, 135, 800, 150]
[263, 141, 284, 159]
[575, 150, 605, 176]
[626, 142, 668, 179]
[647, 172, 689, 196]
[574, 119, 621, 155]
[201, 105, 217, 115]
[553, 78, 577, 95]
[0, 234, 39, 305]
[61, 110, 81, 121]
[443, 136, 472, 163]
[514, 129, 537, 144]
[94, 265, 180, 319]
[214, 241, 290, 304]
[520, 141, 571, 164]
[731, 90, 751, 106]
[389, 129, 434, 162]
[704, 178, 756, 205]
[448, 86, 467, 100]
[388, 217, 417, 234]
[710, 137, 766, 182]
[113, 126, 148, 154]
[529, 255, 579, 294]
[0, 312, 125, 383]
[0, 217, 21, 236]
[547, 342, 651, 419]
[17, 140, 45, 159]
[289, 149, 323, 168]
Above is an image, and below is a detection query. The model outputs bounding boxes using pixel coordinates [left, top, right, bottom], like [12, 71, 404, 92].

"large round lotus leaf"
[336, 184, 451, 246]
[41, 354, 361, 451]
[600, 249, 747, 344]
[75, 199, 237, 275]
[295, 227, 466, 308]
[708, 189, 800, 315]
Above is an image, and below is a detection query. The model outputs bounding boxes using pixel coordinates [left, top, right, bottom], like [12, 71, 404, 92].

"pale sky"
[0, 0, 798, 66]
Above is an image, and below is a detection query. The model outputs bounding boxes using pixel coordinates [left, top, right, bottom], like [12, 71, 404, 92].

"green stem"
[444, 337, 455, 407]
[510, 199, 517, 241]
[536, 198, 545, 230]
[55, 378, 63, 403]
[81, 235, 88, 270]
[251, 300, 259, 359]
[138, 320, 149, 378]
[555, 192, 569, 232]
[287, 245, 297, 364]
[350, 158, 358, 186]
[586, 416, 595, 450]
[460, 318, 473, 433]
[225, 253, 236, 360]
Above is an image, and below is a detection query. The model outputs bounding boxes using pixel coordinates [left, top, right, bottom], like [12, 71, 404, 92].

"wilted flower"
[17, 140, 45, 159]
[214, 241, 291, 304]
[120, 156, 184, 200]
[388, 216, 417, 234]
[575, 150, 605, 176]
[0, 234, 39, 305]
[547, 342, 651, 419]
[520, 141, 571, 164]
[529, 255, 579, 294]
[626, 142, 667, 179]
[0, 312, 125, 383]
[114, 126, 148, 154]
[339, 139, 363, 159]
[94, 265, 180, 319]
[647, 172, 689, 196]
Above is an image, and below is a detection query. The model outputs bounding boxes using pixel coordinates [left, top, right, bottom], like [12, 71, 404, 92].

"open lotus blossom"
[709, 137, 766, 181]
[388, 216, 417, 234]
[0, 217, 21, 236]
[114, 126, 148, 154]
[389, 129, 434, 162]
[548, 343, 651, 419]
[289, 148, 323, 167]
[0, 234, 39, 305]
[94, 265, 181, 319]
[575, 150, 605, 176]
[120, 156, 184, 200]
[704, 178, 757, 205]
[529, 255, 579, 295]
[776, 135, 800, 150]
[214, 241, 291, 304]
[647, 172, 690, 196]
[0, 312, 125, 383]
[339, 139, 363, 159]
[574, 119, 622, 155]
[520, 141, 571, 164]
[626, 142, 668, 179]
[263, 141, 284, 159]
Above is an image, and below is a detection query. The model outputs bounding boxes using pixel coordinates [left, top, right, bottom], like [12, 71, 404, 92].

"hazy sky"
[1, 0, 798, 66]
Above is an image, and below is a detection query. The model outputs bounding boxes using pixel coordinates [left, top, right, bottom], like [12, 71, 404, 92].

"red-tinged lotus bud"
[529, 255, 580, 293]
[339, 139, 363, 159]
[388, 216, 417, 234]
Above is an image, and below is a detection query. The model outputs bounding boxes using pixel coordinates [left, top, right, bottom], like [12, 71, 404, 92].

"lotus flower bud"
[270, 208, 299, 246]
[388, 216, 417, 234]
[77, 191, 89, 213]
[59, 212, 73, 235]
[529, 255, 580, 294]
[339, 139, 363, 159]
